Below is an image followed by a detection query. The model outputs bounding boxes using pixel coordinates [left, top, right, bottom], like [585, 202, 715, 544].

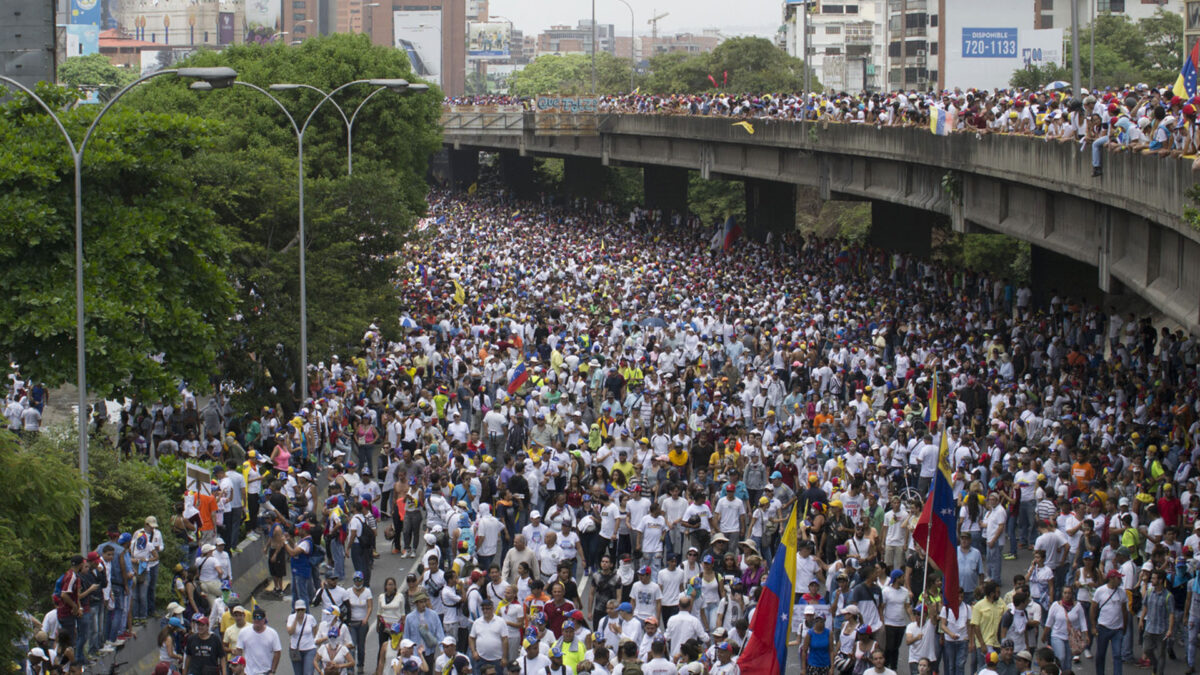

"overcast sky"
[486, 0, 785, 39]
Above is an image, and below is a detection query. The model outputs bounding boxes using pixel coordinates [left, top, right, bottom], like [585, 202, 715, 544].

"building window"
[294, 12, 306, 20]
[294, 24, 307, 32]
[824, 4, 845, 13]
[826, 46, 842, 54]
[1041, 15, 1053, 27]
[293, 0, 305, 6]
[845, 5, 858, 13]
[929, 14, 937, 27]
[930, 42, 937, 55]
[826, 25, 842, 34]
[1041, 0, 1053, 8]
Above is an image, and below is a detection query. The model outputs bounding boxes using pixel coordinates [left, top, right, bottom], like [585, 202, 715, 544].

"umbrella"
[639, 316, 668, 328]
[1045, 81, 1070, 91]
[399, 316, 418, 329]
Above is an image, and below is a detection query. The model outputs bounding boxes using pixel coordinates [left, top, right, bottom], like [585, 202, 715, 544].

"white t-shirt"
[881, 586, 911, 627]
[287, 611, 317, 652]
[883, 509, 908, 547]
[984, 507, 1007, 546]
[237, 626, 282, 675]
[639, 515, 667, 553]
[939, 603, 971, 642]
[518, 653, 552, 675]
[714, 498, 746, 533]
[470, 615, 508, 661]
[658, 567, 685, 607]
[905, 619, 938, 663]
[1014, 470, 1038, 501]
[630, 581, 662, 620]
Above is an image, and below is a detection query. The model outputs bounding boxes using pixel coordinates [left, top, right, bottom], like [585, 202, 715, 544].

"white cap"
[294, 599, 307, 610]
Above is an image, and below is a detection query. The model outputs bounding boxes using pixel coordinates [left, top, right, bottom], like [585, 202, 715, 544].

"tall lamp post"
[192, 78, 416, 402]
[0, 66, 238, 554]
[612, 0, 635, 92]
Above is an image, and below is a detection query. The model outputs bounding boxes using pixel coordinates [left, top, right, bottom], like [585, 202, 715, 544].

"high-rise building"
[1037, 0, 1182, 30]
[783, 1, 886, 91]
[535, 20, 615, 56]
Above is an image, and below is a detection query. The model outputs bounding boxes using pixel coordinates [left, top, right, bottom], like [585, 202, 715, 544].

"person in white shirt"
[630, 567, 662, 622]
[285, 600, 318, 673]
[657, 556, 685, 625]
[712, 487, 746, 545]
[236, 608, 282, 675]
[642, 637, 677, 675]
[637, 503, 668, 572]
[983, 494, 1007, 582]
[516, 638, 551, 675]
[665, 597, 708, 659]
[864, 648, 897, 675]
[938, 600, 971, 675]
[469, 600, 508, 673]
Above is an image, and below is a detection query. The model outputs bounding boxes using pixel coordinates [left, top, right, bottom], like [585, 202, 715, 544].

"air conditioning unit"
[916, 49, 926, 57]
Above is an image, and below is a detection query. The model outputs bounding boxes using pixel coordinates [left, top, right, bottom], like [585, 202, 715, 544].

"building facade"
[783, 0, 886, 92]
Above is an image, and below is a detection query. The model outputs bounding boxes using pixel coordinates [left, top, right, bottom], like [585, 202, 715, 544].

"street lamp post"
[612, 0, 635, 92]
[0, 66, 237, 554]
[193, 78, 418, 402]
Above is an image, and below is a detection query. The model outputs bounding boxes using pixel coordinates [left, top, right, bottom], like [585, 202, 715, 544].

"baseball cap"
[640, 565, 653, 575]
[618, 601, 633, 613]
[803, 606, 816, 615]
[889, 569, 904, 582]
[1016, 651, 1032, 662]
[400, 639, 416, 649]
[442, 636, 457, 646]
[1106, 569, 1123, 579]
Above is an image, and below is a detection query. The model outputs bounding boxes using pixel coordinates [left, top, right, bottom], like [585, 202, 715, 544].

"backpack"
[355, 514, 376, 550]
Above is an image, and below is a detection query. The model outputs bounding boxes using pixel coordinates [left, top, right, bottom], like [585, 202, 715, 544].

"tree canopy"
[1010, 9, 1182, 90]
[58, 53, 139, 98]
[643, 37, 818, 94]
[125, 33, 443, 405]
[0, 82, 236, 400]
[508, 52, 635, 96]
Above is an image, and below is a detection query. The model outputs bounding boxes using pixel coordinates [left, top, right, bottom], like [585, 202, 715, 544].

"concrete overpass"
[439, 108, 1200, 334]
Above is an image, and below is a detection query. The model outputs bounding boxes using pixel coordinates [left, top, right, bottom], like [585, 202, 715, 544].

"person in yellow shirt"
[612, 450, 636, 484]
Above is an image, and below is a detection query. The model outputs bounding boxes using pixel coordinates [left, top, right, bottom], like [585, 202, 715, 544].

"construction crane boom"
[647, 11, 668, 41]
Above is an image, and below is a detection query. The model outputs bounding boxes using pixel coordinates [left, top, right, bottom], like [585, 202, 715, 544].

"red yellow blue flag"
[738, 504, 798, 675]
[1174, 39, 1199, 100]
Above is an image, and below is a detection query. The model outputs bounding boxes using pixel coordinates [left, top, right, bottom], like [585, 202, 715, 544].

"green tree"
[645, 37, 817, 93]
[509, 52, 635, 96]
[0, 82, 237, 401]
[1009, 63, 1070, 90]
[1060, 10, 1184, 90]
[0, 427, 86, 663]
[58, 53, 139, 99]
[466, 70, 488, 95]
[689, 174, 744, 227]
[126, 34, 442, 405]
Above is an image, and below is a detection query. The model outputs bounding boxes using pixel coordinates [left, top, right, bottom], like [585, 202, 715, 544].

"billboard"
[218, 12, 236, 45]
[468, 21, 512, 57]
[65, 24, 100, 57]
[70, 0, 101, 26]
[394, 10, 442, 86]
[140, 48, 193, 75]
[942, 0, 1062, 90]
[246, 0, 281, 33]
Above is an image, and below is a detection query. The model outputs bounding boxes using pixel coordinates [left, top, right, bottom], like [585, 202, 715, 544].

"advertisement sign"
[961, 28, 1018, 58]
[140, 48, 194, 75]
[65, 24, 100, 57]
[394, 10, 442, 86]
[246, 0, 281, 34]
[70, 0, 101, 26]
[218, 12, 236, 45]
[536, 96, 597, 113]
[1020, 29, 1063, 68]
[468, 22, 512, 57]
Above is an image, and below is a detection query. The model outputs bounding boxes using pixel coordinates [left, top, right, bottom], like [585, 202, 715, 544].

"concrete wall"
[442, 111, 1200, 332]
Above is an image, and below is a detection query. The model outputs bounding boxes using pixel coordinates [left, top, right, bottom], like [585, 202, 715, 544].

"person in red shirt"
[540, 581, 575, 638]
[1157, 483, 1183, 530]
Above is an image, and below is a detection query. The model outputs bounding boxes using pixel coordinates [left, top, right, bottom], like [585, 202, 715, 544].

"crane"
[647, 11, 668, 42]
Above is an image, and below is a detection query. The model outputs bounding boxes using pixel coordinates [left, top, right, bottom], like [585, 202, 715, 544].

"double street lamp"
[0, 66, 238, 555]
[191, 78, 426, 401]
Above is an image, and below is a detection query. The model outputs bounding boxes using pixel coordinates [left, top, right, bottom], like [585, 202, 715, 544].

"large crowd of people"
[447, 84, 1200, 176]
[12, 184, 1200, 675]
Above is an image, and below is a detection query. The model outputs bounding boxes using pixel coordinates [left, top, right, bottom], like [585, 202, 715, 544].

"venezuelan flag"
[925, 372, 939, 426]
[739, 504, 798, 675]
[913, 426, 961, 616]
[1174, 39, 1200, 100]
[929, 107, 956, 136]
[506, 361, 530, 395]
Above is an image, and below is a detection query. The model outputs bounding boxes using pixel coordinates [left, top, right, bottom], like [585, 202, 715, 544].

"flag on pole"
[1174, 39, 1200, 100]
[506, 361, 530, 395]
[929, 107, 956, 136]
[738, 504, 799, 675]
[925, 372, 939, 426]
[722, 215, 743, 252]
[912, 423, 961, 616]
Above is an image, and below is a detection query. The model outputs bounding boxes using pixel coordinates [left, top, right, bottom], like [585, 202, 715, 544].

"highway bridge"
[440, 108, 1200, 333]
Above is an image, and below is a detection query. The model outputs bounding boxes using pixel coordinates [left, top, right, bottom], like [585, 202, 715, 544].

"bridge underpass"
[439, 109, 1200, 332]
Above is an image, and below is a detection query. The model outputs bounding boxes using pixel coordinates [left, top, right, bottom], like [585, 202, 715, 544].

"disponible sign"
[961, 28, 1018, 58]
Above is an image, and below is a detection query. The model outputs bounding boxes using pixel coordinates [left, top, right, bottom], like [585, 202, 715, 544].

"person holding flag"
[738, 504, 799, 675]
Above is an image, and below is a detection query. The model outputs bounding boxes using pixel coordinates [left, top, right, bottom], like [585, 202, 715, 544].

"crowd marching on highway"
[448, 83, 1200, 176]
[12, 185, 1200, 675]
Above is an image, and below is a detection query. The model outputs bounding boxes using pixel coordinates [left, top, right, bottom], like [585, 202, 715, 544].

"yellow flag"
[732, 120, 755, 134]
[467, 182, 478, 195]
[453, 280, 465, 305]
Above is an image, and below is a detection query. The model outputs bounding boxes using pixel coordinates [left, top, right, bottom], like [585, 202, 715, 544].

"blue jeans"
[292, 570, 315, 606]
[1092, 135, 1110, 169]
[90, 602, 104, 652]
[1051, 635, 1070, 671]
[131, 572, 150, 620]
[350, 544, 371, 586]
[350, 620, 369, 668]
[986, 543, 1002, 583]
[328, 538, 345, 580]
[1096, 624, 1125, 675]
[75, 607, 94, 662]
[1187, 616, 1199, 669]
[942, 640, 966, 675]
[145, 564, 159, 617]
[1007, 511, 1019, 556]
[291, 647, 316, 675]
[1018, 501, 1036, 548]
[108, 589, 127, 642]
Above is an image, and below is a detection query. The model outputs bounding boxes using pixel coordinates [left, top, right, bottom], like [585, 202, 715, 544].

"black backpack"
[356, 514, 377, 550]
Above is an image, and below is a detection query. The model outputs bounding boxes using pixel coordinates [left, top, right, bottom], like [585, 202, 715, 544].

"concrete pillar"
[446, 148, 479, 191]
[499, 151, 536, 200]
[563, 156, 606, 200]
[1029, 245, 1106, 307]
[868, 202, 933, 258]
[643, 165, 689, 215]
[743, 179, 796, 242]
